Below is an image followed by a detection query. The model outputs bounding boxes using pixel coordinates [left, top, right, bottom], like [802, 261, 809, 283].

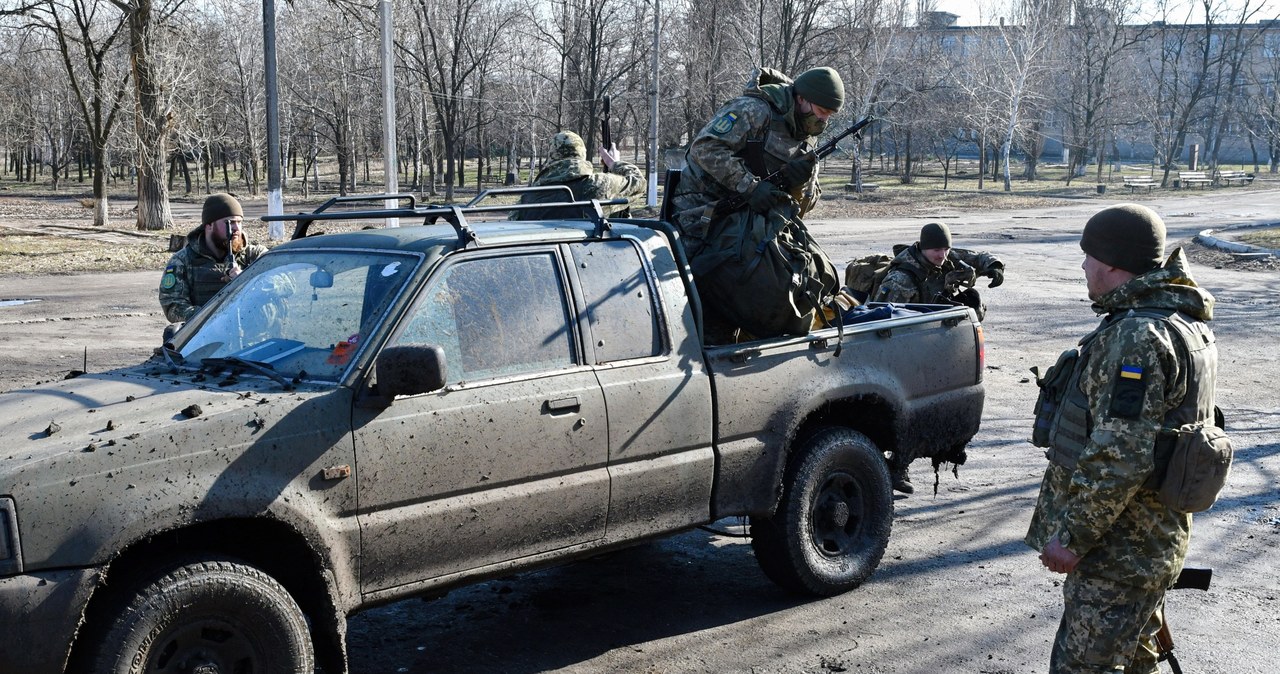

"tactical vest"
[190, 257, 233, 306]
[1045, 309, 1216, 475]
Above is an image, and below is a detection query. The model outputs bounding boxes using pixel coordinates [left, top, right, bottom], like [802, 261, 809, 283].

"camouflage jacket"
[515, 157, 644, 220]
[159, 226, 267, 323]
[1025, 248, 1216, 590]
[669, 71, 822, 256]
[872, 244, 1001, 304]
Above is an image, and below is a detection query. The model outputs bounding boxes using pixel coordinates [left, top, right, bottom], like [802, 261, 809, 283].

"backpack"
[695, 208, 839, 339]
[843, 253, 893, 303]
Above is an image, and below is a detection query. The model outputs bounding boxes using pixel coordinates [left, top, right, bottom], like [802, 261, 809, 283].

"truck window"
[570, 239, 663, 363]
[397, 252, 576, 382]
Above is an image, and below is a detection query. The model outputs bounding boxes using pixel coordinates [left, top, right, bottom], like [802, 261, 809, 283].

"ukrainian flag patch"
[710, 112, 739, 135]
[1120, 365, 1143, 380]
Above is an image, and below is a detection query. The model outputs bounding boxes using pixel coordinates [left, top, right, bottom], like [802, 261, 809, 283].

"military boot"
[891, 465, 914, 494]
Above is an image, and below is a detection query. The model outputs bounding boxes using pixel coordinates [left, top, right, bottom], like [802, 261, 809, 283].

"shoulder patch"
[1109, 364, 1147, 419]
[160, 271, 177, 290]
[710, 111, 739, 135]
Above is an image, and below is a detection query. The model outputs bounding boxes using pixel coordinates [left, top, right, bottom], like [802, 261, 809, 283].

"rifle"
[1157, 567, 1213, 674]
[224, 220, 237, 281]
[600, 95, 612, 170]
[709, 115, 874, 218]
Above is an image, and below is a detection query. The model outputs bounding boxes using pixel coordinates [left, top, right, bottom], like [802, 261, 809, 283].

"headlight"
[0, 497, 20, 576]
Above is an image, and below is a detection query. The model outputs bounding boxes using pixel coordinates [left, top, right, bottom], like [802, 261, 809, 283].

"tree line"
[0, 0, 1275, 229]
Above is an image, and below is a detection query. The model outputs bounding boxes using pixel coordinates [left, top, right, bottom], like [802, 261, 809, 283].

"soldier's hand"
[745, 181, 788, 214]
[944, 267, 976, 288]
[781, 153, 817, 187]
[1039, 535, 1080, 574]
[986, 266, 1004, 288]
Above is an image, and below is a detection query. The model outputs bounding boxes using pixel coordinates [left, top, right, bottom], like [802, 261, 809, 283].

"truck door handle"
[544, 396, 581, 414]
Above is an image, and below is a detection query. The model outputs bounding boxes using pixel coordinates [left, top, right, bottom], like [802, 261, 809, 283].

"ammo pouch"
[1145, 415, 1234, 513]
[1031, 347, 1080, 448]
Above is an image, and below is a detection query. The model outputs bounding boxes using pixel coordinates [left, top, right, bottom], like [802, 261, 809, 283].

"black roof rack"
[261, 189, 628, 247]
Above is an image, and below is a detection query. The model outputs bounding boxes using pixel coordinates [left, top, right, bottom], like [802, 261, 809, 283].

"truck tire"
[750, 427, 893, 596]
[89, 558, 314, 674]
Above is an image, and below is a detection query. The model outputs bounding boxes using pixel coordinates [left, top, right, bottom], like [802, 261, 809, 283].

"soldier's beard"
[230, 232, 245, 255]
[800, 112, 828, 137]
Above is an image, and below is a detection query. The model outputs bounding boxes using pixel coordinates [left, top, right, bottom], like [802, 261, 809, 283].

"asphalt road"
[1, 190, 1276, 673]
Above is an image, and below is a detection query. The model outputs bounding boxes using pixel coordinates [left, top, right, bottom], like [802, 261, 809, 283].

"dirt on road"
[1, 189, 1276, 674]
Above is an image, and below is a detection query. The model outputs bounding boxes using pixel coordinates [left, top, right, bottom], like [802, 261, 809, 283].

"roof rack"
[261, 189, 629, 247]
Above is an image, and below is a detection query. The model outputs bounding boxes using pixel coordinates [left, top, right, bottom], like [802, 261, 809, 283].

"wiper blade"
[156, 346, 185, 370]
[201, 356, 294, 389]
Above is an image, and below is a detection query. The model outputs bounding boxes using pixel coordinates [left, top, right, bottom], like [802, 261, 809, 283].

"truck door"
[567, 238, 715, 542]
[353, 248, 608, 593]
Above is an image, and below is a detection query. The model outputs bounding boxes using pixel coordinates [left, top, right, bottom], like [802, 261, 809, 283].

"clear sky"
[932, 0, 1277, 26]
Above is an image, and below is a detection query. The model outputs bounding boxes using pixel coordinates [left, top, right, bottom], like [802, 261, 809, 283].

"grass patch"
[1237, 228, 1280, 249]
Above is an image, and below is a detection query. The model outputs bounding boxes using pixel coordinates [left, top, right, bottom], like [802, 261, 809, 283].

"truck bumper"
[0, 566, 101, 674]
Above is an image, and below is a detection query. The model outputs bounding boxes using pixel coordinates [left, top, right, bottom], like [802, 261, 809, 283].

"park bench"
[1178, 171, 1213, 189]
[1215, 169, 1253, 186]
[1122, 176, 1157, 192]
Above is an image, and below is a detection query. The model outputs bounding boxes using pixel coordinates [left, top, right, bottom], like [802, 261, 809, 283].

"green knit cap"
[202, 193, 243, 226]
[793, 67, 845, 112]
[919, 222, 952, 250]
[1081, 203, 1166, 274]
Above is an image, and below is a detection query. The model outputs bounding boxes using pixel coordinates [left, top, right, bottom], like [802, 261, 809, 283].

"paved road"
[1, 190, 1276, 673]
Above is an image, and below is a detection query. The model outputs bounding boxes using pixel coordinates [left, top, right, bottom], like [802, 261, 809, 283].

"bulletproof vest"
[516, 176, 594, 220]
[736, 91, 813, 181]
[190, 256, 231, 306]
[1046, 309, 1216, 472]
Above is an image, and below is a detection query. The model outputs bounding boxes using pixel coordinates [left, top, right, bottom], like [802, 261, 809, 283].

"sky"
[931, 0, 1277, 26]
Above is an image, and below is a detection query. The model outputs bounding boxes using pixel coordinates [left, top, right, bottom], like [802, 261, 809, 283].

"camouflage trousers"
[1050, 572, 1165, 673]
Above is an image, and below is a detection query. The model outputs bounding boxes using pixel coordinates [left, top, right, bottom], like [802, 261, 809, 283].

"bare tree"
[29, 0, 132, 226]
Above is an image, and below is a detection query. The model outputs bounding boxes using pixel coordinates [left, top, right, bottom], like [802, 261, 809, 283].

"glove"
[944, 267, 976, 289]
[745, 181, 787, 214]
[781, 154, 817, 187]
[986, 266, 1005, 288]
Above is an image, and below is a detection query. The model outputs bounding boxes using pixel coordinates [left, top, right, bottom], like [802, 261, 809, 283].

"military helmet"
[551, 131, 587, 160]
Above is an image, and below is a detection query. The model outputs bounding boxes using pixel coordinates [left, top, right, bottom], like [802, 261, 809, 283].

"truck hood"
[0, 367, 290, 466]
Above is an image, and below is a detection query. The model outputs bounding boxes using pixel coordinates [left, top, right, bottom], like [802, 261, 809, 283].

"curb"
[1194, 226, 1279, 257]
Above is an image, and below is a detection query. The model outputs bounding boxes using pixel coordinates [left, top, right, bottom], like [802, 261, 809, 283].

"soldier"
[1025, 204, 1220, 673]
[668, 66, 844, 341]
[514, 131, 644, 220]
[872, 222, 1004, 315]
[873, 222, 1003, 494]
[159, 193, 268, 324]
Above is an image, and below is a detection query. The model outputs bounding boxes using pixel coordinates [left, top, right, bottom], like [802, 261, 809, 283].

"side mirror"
[376, 345, 447, 398]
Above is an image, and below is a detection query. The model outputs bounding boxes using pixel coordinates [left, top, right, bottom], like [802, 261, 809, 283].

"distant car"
[0, 192, 984, 673]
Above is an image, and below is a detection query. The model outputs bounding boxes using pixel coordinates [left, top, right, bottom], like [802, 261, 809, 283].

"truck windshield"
[176, 250, 419, 383]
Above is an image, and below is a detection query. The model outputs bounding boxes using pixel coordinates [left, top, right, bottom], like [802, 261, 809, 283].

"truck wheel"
[90, 558, 314, 674]
[750, 427, 892, 596]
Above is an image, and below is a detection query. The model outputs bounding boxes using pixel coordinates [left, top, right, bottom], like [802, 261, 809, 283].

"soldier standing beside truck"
[159, 193, 268, 324]
[1025, 204, 1226, 673]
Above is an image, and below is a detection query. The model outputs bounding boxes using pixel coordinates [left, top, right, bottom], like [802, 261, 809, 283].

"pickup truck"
[0, 192, 984, 674]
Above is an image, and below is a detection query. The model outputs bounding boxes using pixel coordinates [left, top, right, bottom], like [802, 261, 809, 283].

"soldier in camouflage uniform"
[873, 222, 1003, 494]
[159, 193, 268, 324]
[514, 131, 644, 220]
[668, 66, 844, 341]
[1025, 204, 1219, 673]
[872, 222, 1005, 315]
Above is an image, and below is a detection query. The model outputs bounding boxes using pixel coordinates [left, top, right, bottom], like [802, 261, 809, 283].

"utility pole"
[381, 0, 399, 227]
[647, 0, 660, 207]
[263, 0, 284, 239]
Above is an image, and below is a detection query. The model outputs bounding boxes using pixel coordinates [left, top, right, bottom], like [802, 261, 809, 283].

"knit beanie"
[551, 131, 587, 160]
[202, 193, 243, 226]
[919, 222, 952, 250]
[1080, 204, 1166, 274]
[792, 67, 845, 112]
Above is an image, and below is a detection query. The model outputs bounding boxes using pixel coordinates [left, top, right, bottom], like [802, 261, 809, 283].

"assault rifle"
[710, 115, 874, 218]
[1157, 567, 1212, 674]
[224, 220, 237, 280]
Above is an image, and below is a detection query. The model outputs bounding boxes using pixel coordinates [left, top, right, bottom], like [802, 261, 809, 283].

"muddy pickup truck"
[0, 192, 984, 674]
